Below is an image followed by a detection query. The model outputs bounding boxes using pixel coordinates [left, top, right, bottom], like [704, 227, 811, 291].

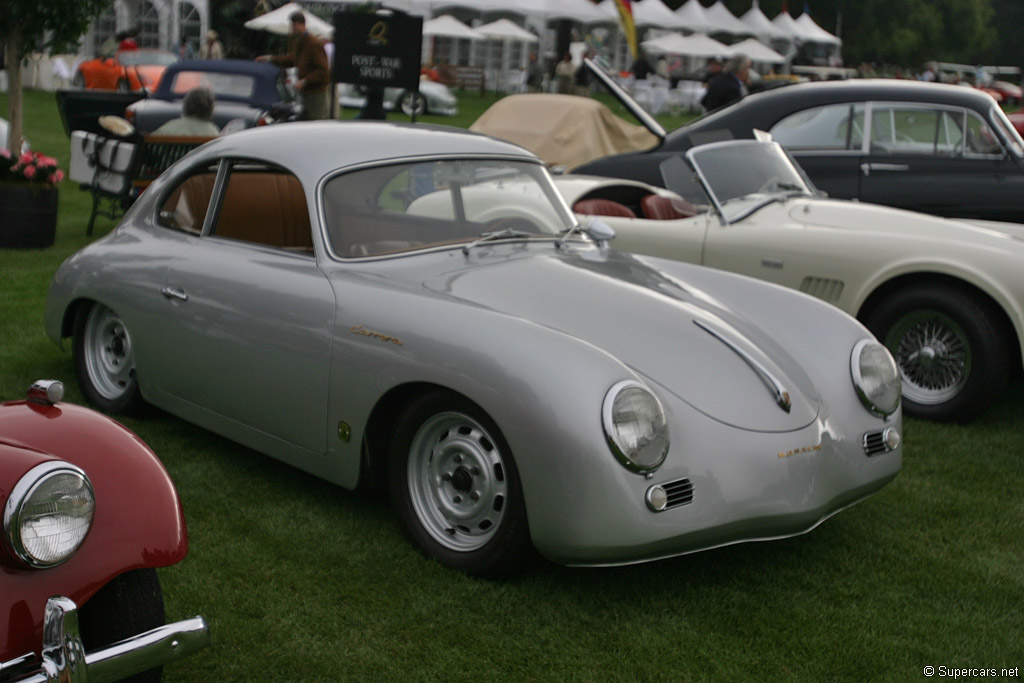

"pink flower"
[23, 165, 36, 179]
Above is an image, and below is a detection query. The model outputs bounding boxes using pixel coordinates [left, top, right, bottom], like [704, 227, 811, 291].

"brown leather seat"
[640, 194, 698, 220]
[572, 198, 637, 218]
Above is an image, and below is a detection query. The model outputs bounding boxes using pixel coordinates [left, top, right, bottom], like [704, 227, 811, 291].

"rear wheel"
[387, 391, 533, 576]
[73, 303, 144, 415]
[78, 569, 165, 683]
[864, 284, 1010, 421]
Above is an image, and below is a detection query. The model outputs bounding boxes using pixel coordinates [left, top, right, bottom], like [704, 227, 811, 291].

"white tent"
[702, 1, 754, 37]
[547, 0, 611, 24]
[630, 0, 689, 30]
[729, 37, 786, 64]
[641, 32, 732, 58]
[740, 1, 792, 44]
[244, 2, 335, 40]
[795, 13, 842, 46]
[475, 18, 539, 42]
[423, 14, 484, 39]
[674, 0, 716, 35]
[771, 10, 804, 42]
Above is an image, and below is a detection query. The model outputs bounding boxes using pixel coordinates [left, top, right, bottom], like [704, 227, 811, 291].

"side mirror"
[585, 217, 616, 249]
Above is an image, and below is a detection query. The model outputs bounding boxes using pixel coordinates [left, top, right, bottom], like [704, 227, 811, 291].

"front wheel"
[78, 569, 166, 683]
[73, 303, 144, 415]
[863, 284, 1010, 421]
[398, 90, 427, 117]
[388, 391, 533, 576]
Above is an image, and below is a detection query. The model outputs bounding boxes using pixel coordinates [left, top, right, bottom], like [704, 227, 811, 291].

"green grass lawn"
[2, 88, 1023, 681]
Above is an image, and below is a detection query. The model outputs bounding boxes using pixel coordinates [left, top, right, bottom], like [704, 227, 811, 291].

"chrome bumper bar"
[2, 596, 209, 683]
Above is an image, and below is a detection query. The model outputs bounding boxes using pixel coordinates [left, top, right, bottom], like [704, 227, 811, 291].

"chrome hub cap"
[407, 412, 507, 552]
[888, 312, 970, 405]
[83, 306, 136, 400]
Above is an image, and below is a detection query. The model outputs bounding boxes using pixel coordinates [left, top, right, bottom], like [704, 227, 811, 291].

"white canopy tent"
[244, 2, 335, 40]
[729, 37, 786, 64]
[475, 18, 538, 88]
[641, 32, 732, 58]
[740, 1, 792, 45]
[795, 13, 842, 46]
[423, 14, 484, 39]
[674, 0, 717, 35]
[628, 0, 689, 30]
[702, 1, 754, 37]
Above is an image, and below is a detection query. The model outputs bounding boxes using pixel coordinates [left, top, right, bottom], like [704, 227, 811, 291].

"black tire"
[399, 90, 427, 117]
[73, 303, 145, 415]
[863, 284, 1010, 421]
[387, 390, 534, 576]
[78, 568, 166, 683]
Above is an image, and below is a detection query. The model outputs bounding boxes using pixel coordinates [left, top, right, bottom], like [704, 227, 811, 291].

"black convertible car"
[577, 63, 1024, 223]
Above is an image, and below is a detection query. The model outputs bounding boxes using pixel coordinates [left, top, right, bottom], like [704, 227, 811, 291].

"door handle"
[860, 163, 911, 176]
[161, 286, 189, 302]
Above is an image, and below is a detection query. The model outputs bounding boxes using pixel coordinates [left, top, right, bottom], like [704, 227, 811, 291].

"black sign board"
[332, 11, 423, 90]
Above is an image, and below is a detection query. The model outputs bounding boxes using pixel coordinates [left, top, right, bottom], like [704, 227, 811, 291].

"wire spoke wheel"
[887, 310, 971, 405]
[407, 411, 507, 552]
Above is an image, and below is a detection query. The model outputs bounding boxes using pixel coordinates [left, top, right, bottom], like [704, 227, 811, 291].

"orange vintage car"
[73, 49, 179, 93]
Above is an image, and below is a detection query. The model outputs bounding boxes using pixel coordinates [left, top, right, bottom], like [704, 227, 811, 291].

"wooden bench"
[80, 134, 214, 236]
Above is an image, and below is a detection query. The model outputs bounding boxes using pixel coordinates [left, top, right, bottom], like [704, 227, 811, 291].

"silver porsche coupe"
[45, 121, 902, 575]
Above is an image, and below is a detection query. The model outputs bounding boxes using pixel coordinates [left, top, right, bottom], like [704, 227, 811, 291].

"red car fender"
[0, 399, 188, 661]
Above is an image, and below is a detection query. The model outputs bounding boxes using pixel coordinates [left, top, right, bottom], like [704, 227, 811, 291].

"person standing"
[200, 30, 224, 59]
[701, 53, 751, 111]
[257, 12, 330, 120]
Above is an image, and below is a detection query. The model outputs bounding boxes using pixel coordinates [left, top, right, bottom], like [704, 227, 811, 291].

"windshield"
[991, 105, 1024, 158]
[167, 71, 257, 99]
[684, 141, 816, 223]
[322, 158, 576, 258]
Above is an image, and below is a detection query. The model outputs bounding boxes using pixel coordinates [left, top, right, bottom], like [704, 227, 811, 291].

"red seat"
[641, 194, 697, 220]
[572, 198, 636, 218]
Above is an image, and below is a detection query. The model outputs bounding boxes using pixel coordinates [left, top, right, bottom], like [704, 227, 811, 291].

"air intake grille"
[863, 430, 891, 456]
[799, 277, 845, 303]
[662, 478, 694, 509]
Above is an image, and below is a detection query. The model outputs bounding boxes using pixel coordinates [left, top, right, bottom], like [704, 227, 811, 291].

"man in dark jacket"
[701, 53, 751, 112]
[257, 11, 330, 120]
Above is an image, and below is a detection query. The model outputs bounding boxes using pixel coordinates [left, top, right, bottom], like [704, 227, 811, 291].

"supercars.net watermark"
[923, 666, 1019, 678]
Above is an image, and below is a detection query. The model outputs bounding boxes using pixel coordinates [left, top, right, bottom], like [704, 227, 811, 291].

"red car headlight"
[3, 462, 95, 568]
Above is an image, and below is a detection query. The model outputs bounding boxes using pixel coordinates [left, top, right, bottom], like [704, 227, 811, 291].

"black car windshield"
[167, 71, 257, 99]
[685, 141, 816, 223]
[322, 158, 576, 258]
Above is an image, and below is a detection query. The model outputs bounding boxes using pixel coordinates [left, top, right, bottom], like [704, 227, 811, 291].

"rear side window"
[770, 103, 864, 150]
[210, 163, 313, 253]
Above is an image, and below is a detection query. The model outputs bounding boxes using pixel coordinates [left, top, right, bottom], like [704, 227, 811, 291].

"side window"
[769, 104, 863, 150]
[210, 163, 313, 253]
[157, 165, 217, 234]
[870, 106, 958, 155]
[964, 111, 1003, 156]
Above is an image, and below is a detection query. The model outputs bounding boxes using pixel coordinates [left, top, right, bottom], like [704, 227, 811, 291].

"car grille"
[862, 430, 893, 456]
[661, 478, 695, 509]
[799, 276, 845, 304]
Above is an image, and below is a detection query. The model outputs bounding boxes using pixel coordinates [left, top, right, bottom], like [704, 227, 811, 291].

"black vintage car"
[125, 59, 300, 133]
[577, 63, 1024, 223]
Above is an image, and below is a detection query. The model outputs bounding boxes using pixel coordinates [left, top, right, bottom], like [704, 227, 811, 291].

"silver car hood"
[423, 249, 821, 432]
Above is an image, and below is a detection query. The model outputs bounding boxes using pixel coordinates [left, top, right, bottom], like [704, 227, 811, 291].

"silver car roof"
[187, 120, 540, 181]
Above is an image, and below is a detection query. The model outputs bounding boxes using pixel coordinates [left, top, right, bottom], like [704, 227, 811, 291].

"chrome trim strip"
[694, 319, 792, 413]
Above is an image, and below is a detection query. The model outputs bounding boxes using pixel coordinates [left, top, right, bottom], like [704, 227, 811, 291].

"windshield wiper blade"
[462, 227, 532, 254]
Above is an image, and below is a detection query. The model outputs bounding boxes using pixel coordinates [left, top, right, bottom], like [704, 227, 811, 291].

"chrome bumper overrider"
[1, 596, 209, 683]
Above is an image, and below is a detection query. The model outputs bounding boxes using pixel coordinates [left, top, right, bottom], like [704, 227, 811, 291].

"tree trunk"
[4, 30, 24, 153]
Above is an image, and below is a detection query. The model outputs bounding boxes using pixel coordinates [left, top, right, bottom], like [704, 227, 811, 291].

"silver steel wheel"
[887, 310, 971, 405]
[81, 305, 136, 401]
[406, 411, 507, 553]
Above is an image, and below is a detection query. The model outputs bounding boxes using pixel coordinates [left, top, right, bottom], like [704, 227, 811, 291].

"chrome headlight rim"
[602, 380, 670, 475]
[851, 338, 901, 419]
[3, 461, 95, 569]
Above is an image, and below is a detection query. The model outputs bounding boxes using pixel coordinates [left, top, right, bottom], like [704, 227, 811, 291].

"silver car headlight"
[602, 380, 670, 474]
[3, 462, 95, 568]
[851, 339, 901, 418]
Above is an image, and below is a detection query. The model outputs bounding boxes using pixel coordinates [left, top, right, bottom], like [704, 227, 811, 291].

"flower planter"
[0, 184, 58, 248]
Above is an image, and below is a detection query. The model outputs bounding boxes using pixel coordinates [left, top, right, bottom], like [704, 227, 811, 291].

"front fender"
[0, 399, 187, 660]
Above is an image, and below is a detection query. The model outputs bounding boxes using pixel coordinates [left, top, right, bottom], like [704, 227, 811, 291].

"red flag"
[613, 0, 638, 59]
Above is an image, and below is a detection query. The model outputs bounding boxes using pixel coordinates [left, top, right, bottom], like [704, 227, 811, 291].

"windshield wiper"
[462, 227, 533, 254]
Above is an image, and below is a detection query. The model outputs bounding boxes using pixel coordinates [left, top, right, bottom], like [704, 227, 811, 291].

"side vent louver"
[799, 277, 844, 303]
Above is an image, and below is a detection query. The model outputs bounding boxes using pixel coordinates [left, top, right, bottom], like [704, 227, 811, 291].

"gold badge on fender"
[350, 325, 402, 346]
[778, 443, 822, 459]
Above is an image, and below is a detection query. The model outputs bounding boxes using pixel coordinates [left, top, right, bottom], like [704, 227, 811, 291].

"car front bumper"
[1, 596, 209, 683]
